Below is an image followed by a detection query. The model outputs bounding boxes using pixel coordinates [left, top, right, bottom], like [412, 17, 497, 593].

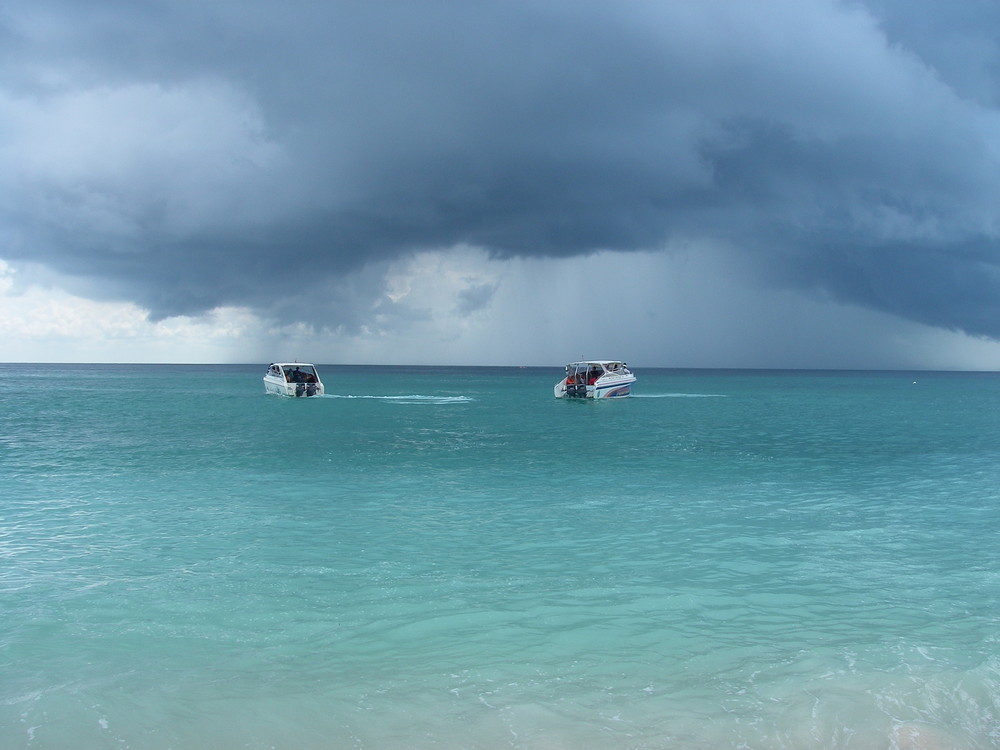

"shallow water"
[2, 365, 998, 749]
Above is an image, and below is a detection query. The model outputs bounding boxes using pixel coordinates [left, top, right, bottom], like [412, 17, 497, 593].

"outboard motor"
[566, 383, 588, 398]
[306, 383, 317, 397]
[295, 383, 306, 397]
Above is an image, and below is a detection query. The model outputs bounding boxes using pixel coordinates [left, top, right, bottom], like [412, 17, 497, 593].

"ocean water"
[2, 364, 998, 750]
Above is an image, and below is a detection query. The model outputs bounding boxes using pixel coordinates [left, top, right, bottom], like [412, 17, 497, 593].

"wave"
[321, 394, 474, 404]
[633, 392, 728, 398]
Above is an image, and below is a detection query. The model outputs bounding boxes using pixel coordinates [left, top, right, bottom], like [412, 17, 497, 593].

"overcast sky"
[3, 0, 1000, 368]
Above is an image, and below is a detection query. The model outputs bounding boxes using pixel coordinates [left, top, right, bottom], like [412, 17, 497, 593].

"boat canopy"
[268, 363, 320, 383]
[565, 361, 628, 375]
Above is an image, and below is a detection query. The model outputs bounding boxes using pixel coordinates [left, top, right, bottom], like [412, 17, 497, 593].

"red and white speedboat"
[554, 360, 635, 399]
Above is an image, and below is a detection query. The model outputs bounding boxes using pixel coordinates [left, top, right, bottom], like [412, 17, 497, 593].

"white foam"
[632, 392, 728, 398]
[322, 394, 474, 403]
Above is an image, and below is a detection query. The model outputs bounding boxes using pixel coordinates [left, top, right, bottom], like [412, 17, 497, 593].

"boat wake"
[633, 393, 728, 398]
[321, 394, 474, 404]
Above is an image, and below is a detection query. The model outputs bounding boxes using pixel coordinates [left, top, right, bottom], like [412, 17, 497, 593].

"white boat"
[554, 360, 635, 399]
[263, 362, 325, 397]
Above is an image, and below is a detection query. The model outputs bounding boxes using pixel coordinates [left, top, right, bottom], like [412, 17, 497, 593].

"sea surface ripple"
[1, 365, 998, 749]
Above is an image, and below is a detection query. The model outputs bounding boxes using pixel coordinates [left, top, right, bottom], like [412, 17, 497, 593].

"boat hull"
[554, 375, 635, 399]
[263, 378, 324, 397]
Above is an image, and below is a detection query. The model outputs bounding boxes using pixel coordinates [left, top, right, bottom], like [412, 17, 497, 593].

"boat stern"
[263, 363, 325, 397]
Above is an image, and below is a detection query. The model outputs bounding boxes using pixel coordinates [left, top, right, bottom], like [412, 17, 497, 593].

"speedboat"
[263, 362, 325, 397]
[554, 360, 635, 399]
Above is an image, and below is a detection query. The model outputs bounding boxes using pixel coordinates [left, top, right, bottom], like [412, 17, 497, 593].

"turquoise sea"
[2, 364, 998, 750]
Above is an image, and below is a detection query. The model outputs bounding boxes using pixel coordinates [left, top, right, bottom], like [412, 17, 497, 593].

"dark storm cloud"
[4, 0, 1000, 336]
